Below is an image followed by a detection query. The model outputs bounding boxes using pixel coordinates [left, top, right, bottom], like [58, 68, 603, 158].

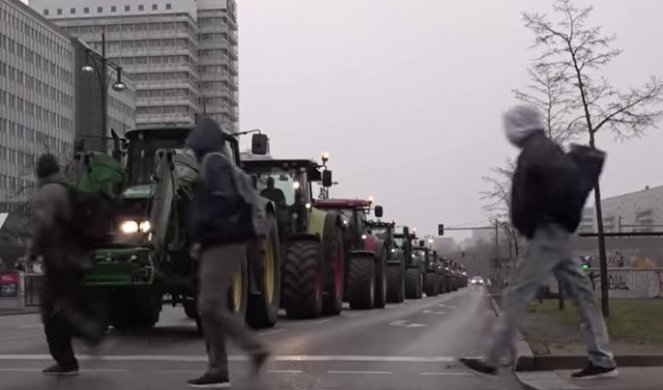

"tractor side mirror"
[374, 205, 383, 218]
[251, 133, 269, 155]
[322, 170, 333, 187]
[419, 240, 425, 247]
[403, 226, 410, 235]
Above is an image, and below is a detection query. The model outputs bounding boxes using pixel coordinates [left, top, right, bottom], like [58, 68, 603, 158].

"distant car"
[469, 276, 485, 286]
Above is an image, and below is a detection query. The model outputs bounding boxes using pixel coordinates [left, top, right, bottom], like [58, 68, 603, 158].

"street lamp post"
[80, 31, 127, 151]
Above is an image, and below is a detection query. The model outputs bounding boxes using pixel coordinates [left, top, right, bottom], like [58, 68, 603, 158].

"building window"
[152, 4, 158, 11]
[70, 8, 76, 14]
[138, 5, 144, 11]
[111, 6, 117, 12]
[43, 9, 49, 16]
[166, 3, 172, 10]
[57, 8, 62, 15]
[97, 6, 103, 13]
[125, 5, 130, 11]
[84, 7, 89, 14]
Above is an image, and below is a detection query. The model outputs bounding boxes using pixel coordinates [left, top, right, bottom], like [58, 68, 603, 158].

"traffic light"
[580, 256, 591, 270]
[438, 224, 444, 236]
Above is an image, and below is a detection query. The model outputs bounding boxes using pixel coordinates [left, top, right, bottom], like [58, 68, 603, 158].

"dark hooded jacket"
[510, 132, 583, 238]
[185, 118, 244, 247]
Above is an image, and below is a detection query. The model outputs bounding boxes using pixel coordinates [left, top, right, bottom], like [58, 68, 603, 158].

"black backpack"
[58, 183, 114, 249]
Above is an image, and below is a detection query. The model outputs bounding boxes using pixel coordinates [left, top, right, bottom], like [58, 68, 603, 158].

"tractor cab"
[242, 158, 333, 238]
[366, 220, 396, 261]
[315, 199, 383, 252]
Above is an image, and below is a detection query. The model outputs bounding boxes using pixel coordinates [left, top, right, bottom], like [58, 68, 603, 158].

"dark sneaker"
[571, 363, 618, 380]
[251, 350, 271, 376]
[187, 373, 231, 388]
[459, 358, 498, 377]
[42, 363, 79, 376]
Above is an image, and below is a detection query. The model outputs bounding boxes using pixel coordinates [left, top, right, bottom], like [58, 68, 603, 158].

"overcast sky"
[237, 0, 663, 241]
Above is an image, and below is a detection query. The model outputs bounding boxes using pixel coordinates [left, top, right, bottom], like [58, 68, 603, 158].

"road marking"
[313, 319, 332, 325]
[0, 368, 41, 372]
[0, 333, 43, 342]
[0, 368, 127, 373]
[327, 370, 393, 375]
[0, 354, 457, 363]
[157, 370, 202, 374]
[17, 324, 42, 330]
[422, 309, 433, 314]
[346, 312, 363, 318]
[258, 328, 287, 337]
[267, 369, 303, 374]
[388, 320, 426, 328]
[419, 372, 471, 376]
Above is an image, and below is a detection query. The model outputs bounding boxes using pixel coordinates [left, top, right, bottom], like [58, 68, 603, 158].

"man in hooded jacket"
[460, 105, 617, 380]
[185, 118, 269, 388]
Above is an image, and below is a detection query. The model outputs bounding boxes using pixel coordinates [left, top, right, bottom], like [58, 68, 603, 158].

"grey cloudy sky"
[236, 0, 663, 241]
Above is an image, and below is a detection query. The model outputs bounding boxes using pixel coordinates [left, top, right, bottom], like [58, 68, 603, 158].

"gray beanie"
[503, 104, 545, 146]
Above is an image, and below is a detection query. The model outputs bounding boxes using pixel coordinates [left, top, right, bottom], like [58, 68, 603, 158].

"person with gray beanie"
[459, 105, 617, 380]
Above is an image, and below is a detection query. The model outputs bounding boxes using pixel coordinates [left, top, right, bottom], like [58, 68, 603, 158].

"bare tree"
[513, 63, 584, 144]
[522, 0, 663, 317]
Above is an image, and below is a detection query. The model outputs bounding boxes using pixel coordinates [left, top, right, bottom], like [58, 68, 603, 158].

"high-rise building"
[0, 0, 135, 250]
[32, 0, 240, 132]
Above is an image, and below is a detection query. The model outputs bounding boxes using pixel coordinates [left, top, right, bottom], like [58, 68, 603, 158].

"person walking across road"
[186, 118, 270, 388]
[26, 154, 102, 376]
[460, 105, 618, 380]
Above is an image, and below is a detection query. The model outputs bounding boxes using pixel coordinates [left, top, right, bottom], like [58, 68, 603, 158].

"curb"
[0, 309, 39, 317]
[487, 293, 536, 371]
[519, 354, 663, 370]
[516, 371, 581, 390]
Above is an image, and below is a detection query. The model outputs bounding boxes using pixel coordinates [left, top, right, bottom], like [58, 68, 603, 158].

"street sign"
[0, 271, 19, 297]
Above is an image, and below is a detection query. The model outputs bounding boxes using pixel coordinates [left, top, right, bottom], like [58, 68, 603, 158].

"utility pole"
[100, 29, 107, 149]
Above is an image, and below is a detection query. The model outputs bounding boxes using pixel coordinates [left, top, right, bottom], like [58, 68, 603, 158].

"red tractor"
[315, 199, 387, 310]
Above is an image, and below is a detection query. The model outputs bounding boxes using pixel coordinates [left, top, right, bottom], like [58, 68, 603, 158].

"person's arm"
[29, 184, 69, 257]
[204, 154, 240, 201]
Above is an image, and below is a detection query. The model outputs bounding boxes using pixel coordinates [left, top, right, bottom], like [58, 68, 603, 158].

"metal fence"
[24, 273, 43, 307]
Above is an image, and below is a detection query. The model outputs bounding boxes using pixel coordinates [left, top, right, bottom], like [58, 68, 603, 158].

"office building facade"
[32, 0, 239, 132]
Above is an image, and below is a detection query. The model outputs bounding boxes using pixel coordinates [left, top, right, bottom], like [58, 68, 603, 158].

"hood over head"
[503, 104, 545, 147]
[185, 117, 226, 157]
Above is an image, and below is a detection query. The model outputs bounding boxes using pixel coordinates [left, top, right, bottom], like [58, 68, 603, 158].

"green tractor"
[242, 157, 345, 319]
[412, 241, 442, 297]
[79, 125, 281, 331]
[315, 199, 387, 310]
[393, 226, 424, 300]
[365, 220, 404, 303]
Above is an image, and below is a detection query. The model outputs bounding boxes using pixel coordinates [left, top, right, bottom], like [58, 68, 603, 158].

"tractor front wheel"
[347, 254, 376, 310]
[322, 219, 344, 316]
[405, 268, 423, 300]
[386, 263, 405, 303]
[247, 213, 282, 328]
[374, 252, 387, 309]
[424, 272, 439, 297]
[282, 240, 324, 319]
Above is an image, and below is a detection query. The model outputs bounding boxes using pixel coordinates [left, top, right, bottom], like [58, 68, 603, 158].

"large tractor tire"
[110, 287, 163, 331]
[247, 214, 282, 328]
[374, 251, 387, 309]
[228, 251, 249, 320]
[183, 298, 198, 319]
[322, 214, 344, 316]
[386, 263, 405, 303]
[424, 273, 439, 297]
[347, 254, 376, 310]
[282, 240, 324, 319]
[405, 267, 423, 299]
[436, 274, 447, 294]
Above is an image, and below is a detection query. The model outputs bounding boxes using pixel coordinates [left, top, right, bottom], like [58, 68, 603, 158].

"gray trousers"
[198, 244, 265, 376]
[486, 224, 615, 369]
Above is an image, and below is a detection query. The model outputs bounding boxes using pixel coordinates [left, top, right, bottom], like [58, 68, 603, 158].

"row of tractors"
[69, 124, 467, 333]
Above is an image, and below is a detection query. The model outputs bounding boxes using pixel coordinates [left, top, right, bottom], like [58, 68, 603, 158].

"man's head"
[503, 104, 545, 147]
[266, 176, 275, 189]
[185, 117, 226, 159]
[35, 153, 60, 180]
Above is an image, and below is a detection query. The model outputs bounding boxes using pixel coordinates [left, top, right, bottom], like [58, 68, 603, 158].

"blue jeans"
[486, 224, 616, 368]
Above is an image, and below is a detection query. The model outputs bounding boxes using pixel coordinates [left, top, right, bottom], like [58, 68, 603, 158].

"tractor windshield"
[255, 170, 301, 207]
[393, 235, 405, 249]
[370, 226, 389, 240]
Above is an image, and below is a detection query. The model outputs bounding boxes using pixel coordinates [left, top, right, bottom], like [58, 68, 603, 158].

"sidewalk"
[518, 367, 663, 390]
[0, 307, 39, 316]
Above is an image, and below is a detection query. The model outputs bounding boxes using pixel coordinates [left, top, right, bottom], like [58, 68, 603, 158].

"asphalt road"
[0, 287, 524, 390]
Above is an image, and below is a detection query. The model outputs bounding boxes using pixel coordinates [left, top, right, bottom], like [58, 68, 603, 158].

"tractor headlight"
[391, 248, 396, 253]
[293, 181, 301, 190]
[120, 220, 151, 235]
[305, 202, 311, 209]
[361, 234, 367, 240]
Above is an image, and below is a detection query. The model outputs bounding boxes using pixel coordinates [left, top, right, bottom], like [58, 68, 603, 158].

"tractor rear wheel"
[282, 240, 324, 319]
[386, 263, 404, 303]
[424, 273, 439, 297]
[405, 268, 423, 299]
[347, 254, 376, 310]
[228, 251, 249, 320]
[183, 298, 197, 319]
[322, 217, 344, 316]
[247, 214, 282, 328]
[374, 252, 387, 309]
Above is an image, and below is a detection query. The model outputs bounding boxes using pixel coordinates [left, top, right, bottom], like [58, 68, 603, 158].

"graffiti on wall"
[590, 268, 663, 299]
